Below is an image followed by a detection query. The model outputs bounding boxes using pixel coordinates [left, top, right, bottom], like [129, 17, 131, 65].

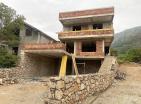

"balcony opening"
[93, 24, 103, 29]
[105, 46, 109, 55]
[66, 42, 74, 53]
[82, 41, 96, 52]
[72, 25, 81, 31]
[26, 28, 32, 36]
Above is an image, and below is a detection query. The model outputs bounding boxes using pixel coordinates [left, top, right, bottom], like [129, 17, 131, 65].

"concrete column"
[19, 50, 25, 66]
[101, 59, 104, 65]
[19, 27, 26, 43]
[88, 24, 93, 30]
[74, 41, 77, 55]
[102, 40, 105, 53]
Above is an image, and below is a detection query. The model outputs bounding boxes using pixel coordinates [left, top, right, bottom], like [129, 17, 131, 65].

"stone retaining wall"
[45, 56, 117, 104]
[0, 67, 19, 78]
[0, 67, 20, 85]
[45, 71, 115, 104]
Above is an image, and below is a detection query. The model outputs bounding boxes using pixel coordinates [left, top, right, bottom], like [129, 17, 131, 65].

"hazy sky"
[1, 0, 141, 40]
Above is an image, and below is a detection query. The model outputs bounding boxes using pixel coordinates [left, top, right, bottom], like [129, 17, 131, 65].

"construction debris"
[115, 70, 126, 80]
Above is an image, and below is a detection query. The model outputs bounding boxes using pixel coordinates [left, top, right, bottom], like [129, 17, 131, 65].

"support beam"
[72, 54, 79, 76]
[59, 55, 68, 78]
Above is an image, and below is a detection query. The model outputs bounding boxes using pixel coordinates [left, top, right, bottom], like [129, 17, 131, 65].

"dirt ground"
[0, 81, 48, 104]
[0, 63, 141, 104]
[92, 63, 141, 104]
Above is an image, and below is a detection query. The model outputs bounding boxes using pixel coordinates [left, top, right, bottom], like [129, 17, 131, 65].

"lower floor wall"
[20, 52, 61, 77]
[20, 51, 103, 77]
[45, 71, 115, 104]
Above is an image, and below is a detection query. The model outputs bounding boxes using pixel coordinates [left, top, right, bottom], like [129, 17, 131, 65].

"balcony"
[58, 29, 114, 40]
[23, 42, 66, 50]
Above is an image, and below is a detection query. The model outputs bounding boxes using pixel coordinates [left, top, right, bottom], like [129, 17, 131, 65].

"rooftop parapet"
[59, 7, 114, 25]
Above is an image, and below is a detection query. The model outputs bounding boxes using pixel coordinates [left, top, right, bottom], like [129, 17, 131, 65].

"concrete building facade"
[11, 22, 55, 55]
[21, 7, 114, 77]
[20, 23, 55, 44]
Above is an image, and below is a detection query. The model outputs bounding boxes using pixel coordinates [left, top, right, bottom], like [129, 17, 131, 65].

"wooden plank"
[72, 54, 79, 76]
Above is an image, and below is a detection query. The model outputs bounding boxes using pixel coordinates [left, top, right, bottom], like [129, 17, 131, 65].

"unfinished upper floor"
[58, 7, 114, 40]
[20, 23, 55, 44]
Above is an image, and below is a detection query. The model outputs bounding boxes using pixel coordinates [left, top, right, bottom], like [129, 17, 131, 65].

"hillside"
[111, 26, 141, 53]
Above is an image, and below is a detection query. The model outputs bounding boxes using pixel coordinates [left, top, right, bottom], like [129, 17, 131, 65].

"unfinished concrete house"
[21, 7, 114, 77]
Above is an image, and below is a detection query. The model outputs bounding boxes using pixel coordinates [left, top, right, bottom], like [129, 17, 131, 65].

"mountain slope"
[111, 26, 141, 53]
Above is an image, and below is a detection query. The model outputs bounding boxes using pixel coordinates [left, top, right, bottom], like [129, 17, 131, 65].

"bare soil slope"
[92, 63, 141, 104]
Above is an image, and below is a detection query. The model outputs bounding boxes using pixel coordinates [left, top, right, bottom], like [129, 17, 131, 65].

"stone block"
[49, 81, 56, 88]
[55, 90, 63, 100]
[76, 78, 81, 84]
[0, 79, 2, 85]
[56, 80, 65, 89]
[80, 83, 85, 90]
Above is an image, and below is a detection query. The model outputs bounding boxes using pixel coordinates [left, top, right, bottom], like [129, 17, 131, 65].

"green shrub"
[117, 48, 141, 63]
[117, 54, 128, 64]
[0, 47, 18, 68]
[110, 48, 118, 56]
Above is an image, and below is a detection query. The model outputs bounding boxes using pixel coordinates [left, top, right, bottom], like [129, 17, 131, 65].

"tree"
[0, 3, 25, 47]
[0, 3, 25, 68]
[0, 47, 18, 68]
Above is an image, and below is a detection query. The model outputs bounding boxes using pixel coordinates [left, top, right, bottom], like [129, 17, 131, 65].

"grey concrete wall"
[20, 25, 53, 44]
[103, 22, 113, 28]
[39, 35, 51, 43]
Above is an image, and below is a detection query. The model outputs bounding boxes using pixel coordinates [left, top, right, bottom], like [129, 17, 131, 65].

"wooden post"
[72, 54, 79, 76]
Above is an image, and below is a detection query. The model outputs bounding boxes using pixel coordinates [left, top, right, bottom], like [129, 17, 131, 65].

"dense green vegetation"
[0, 3, 24, 47]
[111, 26, 141, 64]
[0, 3, 24, 68]
[113, 48, 141, 64]
[111, 26, 141, 54]
[0, 47, 18, 68]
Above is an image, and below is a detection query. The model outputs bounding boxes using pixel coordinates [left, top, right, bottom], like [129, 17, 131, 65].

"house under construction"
[20, 7, 114, 77]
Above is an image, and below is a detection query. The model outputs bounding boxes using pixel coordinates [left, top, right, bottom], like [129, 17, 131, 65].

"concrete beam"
[24, 49, 71, 58]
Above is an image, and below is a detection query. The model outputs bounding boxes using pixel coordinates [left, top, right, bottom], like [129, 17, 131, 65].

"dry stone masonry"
[0, 67, 20, 85]
[45, 71, 115, 104]
[45, 56, 117, 104]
